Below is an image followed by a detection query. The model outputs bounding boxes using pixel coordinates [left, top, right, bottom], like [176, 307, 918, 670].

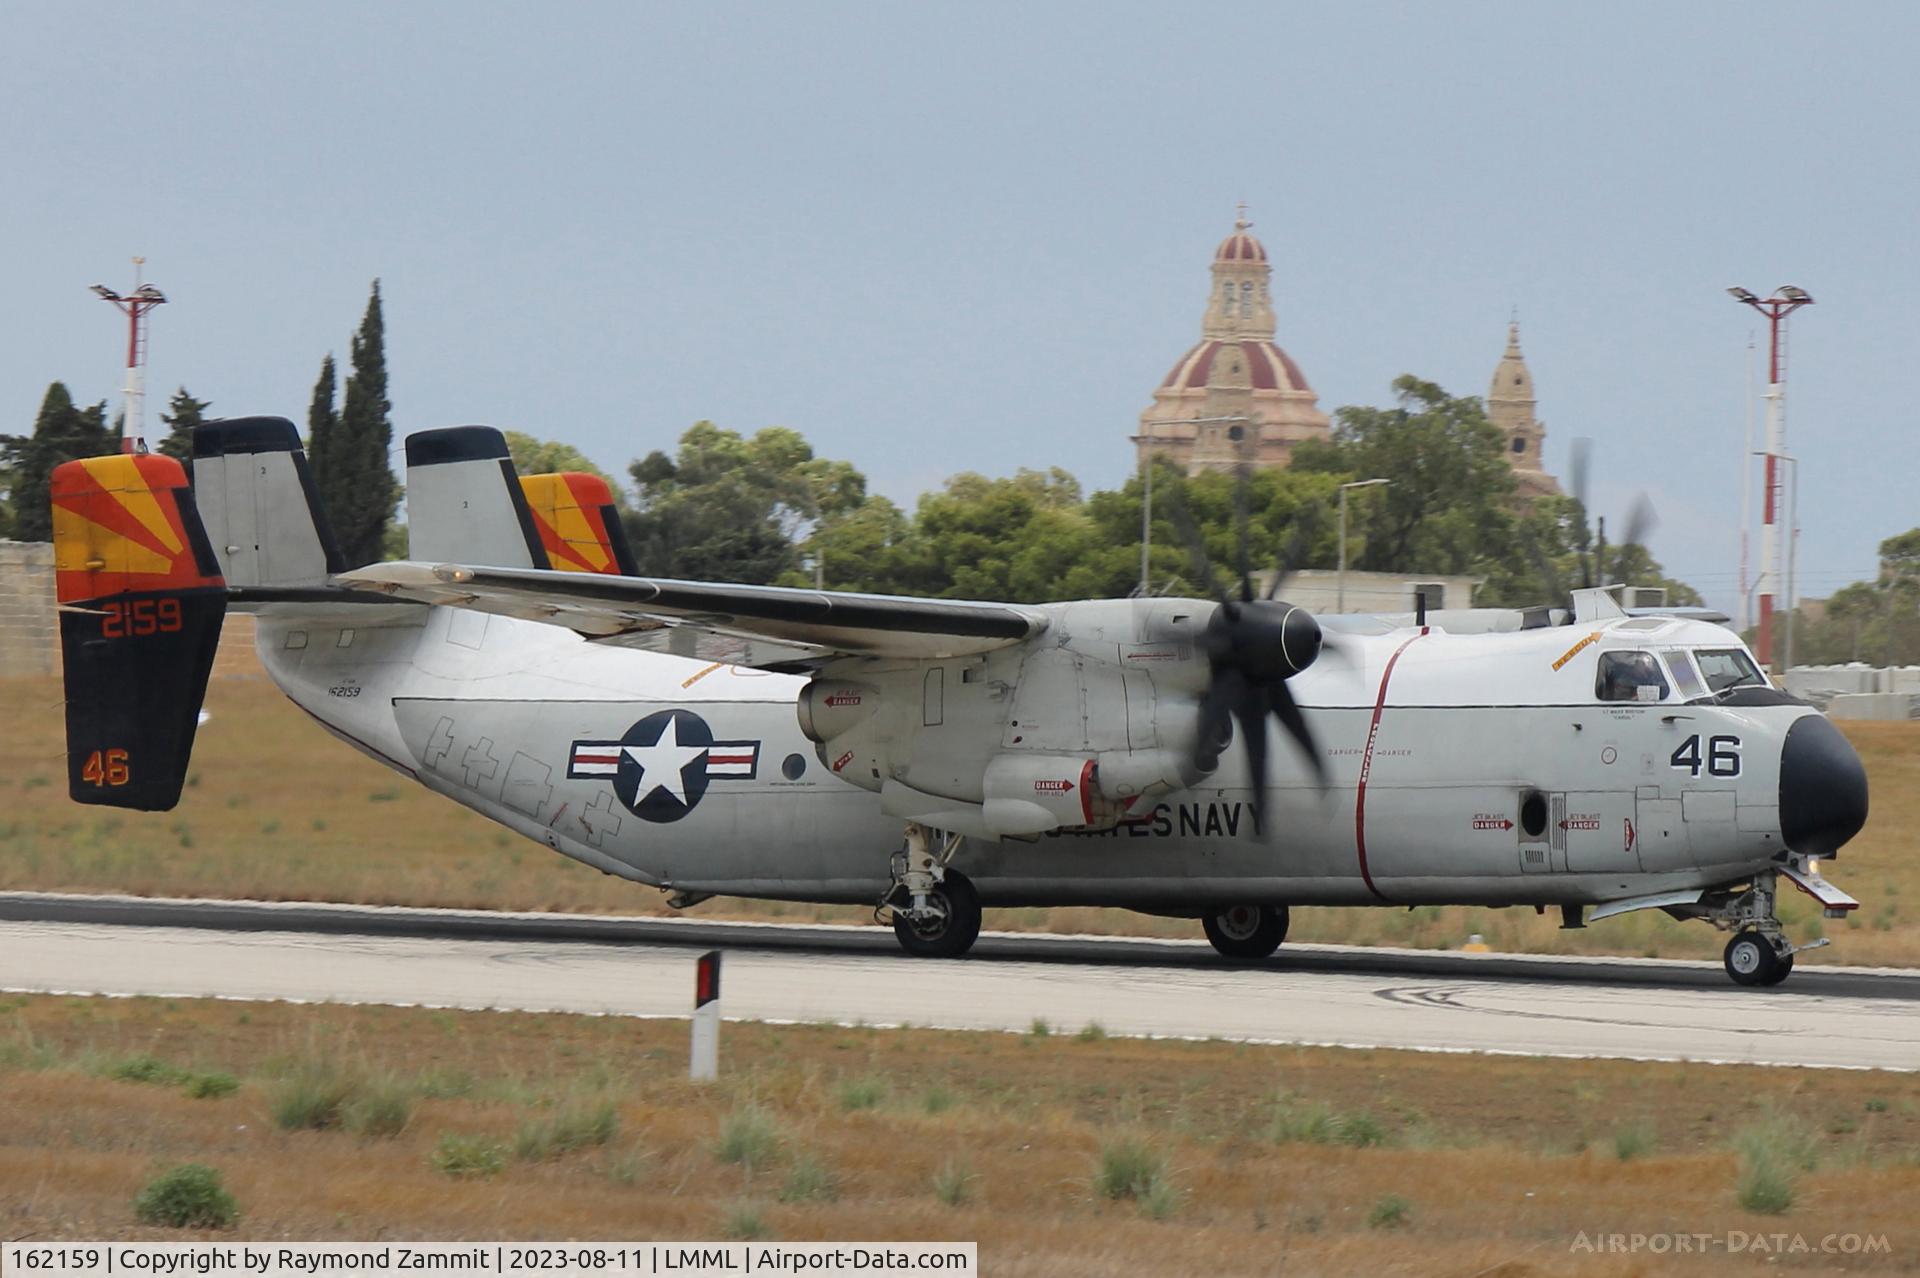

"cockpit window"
[1596, 651, 1670, 702]
[1660, 649, 1707, 700]
[1695, 648, 1766, 693]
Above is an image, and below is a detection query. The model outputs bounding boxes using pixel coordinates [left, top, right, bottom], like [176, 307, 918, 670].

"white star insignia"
[622, 716, 710, 806]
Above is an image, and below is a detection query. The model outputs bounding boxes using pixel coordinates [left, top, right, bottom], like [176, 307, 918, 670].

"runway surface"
[2, 892, 1916, 1071]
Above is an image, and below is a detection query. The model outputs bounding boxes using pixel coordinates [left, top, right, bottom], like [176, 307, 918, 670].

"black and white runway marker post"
[691, 949, 721, 1081]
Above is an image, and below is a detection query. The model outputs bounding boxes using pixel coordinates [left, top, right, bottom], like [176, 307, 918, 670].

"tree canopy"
[329, 282, 398, 568]
[156, 387, 210, 462]
[0, 382, 116, 542]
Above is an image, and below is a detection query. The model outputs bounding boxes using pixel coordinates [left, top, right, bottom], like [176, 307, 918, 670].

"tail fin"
[519, 472, 637, 575]
[191, 416, 344, 586]
[404, 426, 549, 569]
[52, 452, 227, 810]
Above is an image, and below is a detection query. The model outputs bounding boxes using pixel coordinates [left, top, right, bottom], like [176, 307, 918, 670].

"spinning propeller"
[1166, 468, 1328, 799]
[1534, 439, 1659, 619]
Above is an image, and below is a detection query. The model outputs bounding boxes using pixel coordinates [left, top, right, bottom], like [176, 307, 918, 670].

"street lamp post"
[91, 258, 168, 455]
[1134, 415, 1252, 596]
[1727, 285, 1814, 675]
[1337, 478, 1390, 612]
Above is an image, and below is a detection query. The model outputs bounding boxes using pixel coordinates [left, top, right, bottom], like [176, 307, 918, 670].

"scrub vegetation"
[1, 994, 1916, 1272]
[0, 672, 1916, 967]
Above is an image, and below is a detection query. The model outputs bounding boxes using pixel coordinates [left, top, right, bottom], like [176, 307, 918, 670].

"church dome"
[1214, 217, 1268, 262]
[1160, 339, 1311, 392]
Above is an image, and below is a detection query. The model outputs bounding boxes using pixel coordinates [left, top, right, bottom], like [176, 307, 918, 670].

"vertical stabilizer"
[404, 426, 549, 569]
[192, 416, 344, 586]
[52, 452, 227, 810]
[519, 472, 637, 575]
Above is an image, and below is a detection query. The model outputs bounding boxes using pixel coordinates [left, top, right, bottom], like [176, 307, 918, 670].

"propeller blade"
[1264, 508, 1318, 601]
[1166, 495, 1226, 604]
[1525, 532, 1565, 607]
[1568, 438, 1594, 590]
[1190, 666, 1238, 775]
[1267, 679, 1326, 790]
[1233, 465, 1254, 603]
[1230, 682, 1270, 808]
[1619, 493, 1658, 550]
[1595, 514, 1608, 587]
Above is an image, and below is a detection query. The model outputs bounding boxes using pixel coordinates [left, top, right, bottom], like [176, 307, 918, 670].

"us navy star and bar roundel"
[568, 708, 760, 823]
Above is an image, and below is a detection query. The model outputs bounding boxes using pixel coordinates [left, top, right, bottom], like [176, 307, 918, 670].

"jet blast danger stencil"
[568, 709, 759, 823]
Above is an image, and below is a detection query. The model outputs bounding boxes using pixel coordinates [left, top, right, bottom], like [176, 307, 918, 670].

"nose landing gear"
[1724, 930, 1794, 987]
[880, 822, 981, 958]
[1706, 868, 1829, 988]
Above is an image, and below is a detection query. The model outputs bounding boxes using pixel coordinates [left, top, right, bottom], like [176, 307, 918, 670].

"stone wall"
[0, 541, 57, 677]
[0, 540, 258, 680]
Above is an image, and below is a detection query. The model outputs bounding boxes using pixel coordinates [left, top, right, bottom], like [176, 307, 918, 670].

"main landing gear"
[1202, 904, 1290, 960]
[881, 823, 982, 959]
[1705, 869, 1824, 988]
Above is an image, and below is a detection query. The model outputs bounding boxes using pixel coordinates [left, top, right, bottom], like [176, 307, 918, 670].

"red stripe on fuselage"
[1354, 628, 1427, 902]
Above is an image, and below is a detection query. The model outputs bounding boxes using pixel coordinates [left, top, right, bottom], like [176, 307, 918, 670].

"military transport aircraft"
[51, 419, 1869, 986]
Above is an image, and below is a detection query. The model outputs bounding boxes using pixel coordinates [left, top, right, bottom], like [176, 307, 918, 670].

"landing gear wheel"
[1724, 931, 1784, 987]
[1203, 904, 1290, 960]
[892, 869, 981, 959]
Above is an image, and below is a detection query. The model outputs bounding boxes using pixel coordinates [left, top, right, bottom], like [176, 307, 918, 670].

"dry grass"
[1, 675, 1916, 966]
[0, 994, 1916, 1272]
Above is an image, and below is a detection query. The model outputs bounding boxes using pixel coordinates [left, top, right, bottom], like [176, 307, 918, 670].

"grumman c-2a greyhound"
[51, 419, 1869, 986]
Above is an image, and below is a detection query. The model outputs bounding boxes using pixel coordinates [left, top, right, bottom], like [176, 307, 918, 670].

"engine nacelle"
[795, 679, 878, 744]
[982, 754, 1098, 836]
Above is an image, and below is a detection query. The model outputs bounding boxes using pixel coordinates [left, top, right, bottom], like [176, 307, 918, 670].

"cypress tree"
[156, 387, 211, 462]
[307, 354, 338, 497]
[0, 382, 114, 541]
[335, 281, 396, 567]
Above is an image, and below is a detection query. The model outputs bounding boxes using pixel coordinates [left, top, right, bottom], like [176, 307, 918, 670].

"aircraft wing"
[338, 561, 1049, 668]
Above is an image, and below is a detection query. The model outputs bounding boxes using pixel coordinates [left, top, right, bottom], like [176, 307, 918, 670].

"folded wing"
[339, 561, 1048, 669]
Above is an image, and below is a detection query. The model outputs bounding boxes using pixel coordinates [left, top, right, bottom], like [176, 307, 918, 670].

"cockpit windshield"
[1694, 648, 1766, 693]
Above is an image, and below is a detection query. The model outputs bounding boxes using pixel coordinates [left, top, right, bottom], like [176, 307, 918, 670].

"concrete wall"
[0, 540, 257, 680]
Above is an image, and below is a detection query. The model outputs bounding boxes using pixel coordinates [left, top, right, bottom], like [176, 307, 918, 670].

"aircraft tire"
[1724, 931, 1781, 987]
[892, 870, 982, 959]
[1202, 904, 1290, 960]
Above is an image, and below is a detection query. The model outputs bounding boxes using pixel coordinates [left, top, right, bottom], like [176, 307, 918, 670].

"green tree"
[306, 354, 338, 494]
[503, 431, 622, 499]
[1293, 375, 1519, 581]
[1, 382, 116, 541]
[331, 282, 397, 567]
[156, 387, 211, 462]
[625, 422, 868, 583]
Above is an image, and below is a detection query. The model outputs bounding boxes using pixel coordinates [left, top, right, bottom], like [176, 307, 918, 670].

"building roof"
[1159, 338, 1312, 393]
[1215, 215, 1268, 263]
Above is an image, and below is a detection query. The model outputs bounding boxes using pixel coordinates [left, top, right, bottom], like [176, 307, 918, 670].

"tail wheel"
[1724, 931, 1788, 987]
[892, 869, 982, 959]
[1203, 904, 1290, 960]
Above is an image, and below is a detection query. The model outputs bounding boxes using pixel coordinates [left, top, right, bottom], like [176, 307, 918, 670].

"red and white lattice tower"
[90, 258, 168, 455]
[1727, 285, 1814, 675]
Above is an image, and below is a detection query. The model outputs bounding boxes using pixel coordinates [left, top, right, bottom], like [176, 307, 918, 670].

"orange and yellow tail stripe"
[519, 472, 630, 575]
[51, 454, 224, 604]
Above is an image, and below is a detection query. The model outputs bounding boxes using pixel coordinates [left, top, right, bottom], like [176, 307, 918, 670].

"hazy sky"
[3, 2, 1911, 616]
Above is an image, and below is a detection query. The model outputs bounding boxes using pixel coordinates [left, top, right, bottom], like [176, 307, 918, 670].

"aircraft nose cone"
[1779, 714, 1869, 858]
[1279, 605, 1322, 677]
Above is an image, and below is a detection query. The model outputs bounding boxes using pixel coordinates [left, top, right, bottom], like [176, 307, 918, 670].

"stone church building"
[1133, 211, 1559, 500]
